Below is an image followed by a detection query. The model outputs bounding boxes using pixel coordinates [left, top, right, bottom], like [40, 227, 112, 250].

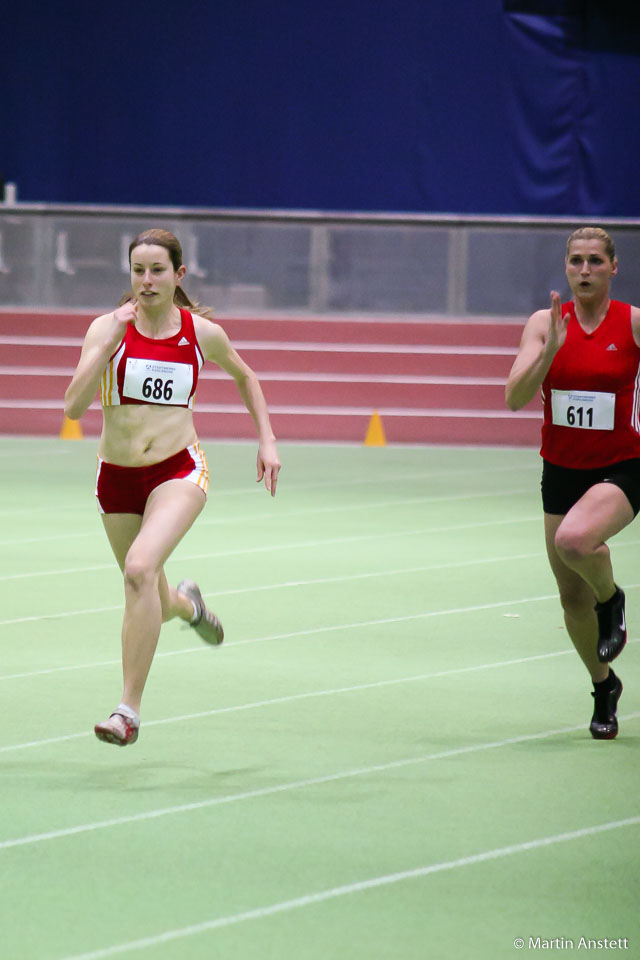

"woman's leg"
[101, 512, 193, 625]
[102, 479, 206, 715]
[544, 513, 607, 682]
[544, 490, 628, 739]
[553, 482, 632, 662]
[552, 482, 633, 603]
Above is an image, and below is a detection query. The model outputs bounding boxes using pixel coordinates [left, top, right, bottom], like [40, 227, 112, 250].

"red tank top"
[540, 300, 640, 468]
[100, 309, 204, 410]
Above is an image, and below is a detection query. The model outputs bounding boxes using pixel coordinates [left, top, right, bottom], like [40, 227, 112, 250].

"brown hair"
[120, 228, 212, 316]
[566, 227, 616, 264]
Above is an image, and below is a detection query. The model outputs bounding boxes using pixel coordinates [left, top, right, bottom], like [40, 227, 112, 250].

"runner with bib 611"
[506, 227, 640, 740]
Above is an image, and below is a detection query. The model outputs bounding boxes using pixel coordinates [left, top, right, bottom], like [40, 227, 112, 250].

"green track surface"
[0, 437, 637, 960]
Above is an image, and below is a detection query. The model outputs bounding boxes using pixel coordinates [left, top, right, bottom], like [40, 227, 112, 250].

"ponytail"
[173, 285, 213, 318]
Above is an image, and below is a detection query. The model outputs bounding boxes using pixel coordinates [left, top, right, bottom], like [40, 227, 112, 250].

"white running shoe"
[177, 579, 224, 646]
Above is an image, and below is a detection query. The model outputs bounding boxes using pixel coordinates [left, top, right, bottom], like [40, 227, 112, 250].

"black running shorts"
[541, 457, 640, 517]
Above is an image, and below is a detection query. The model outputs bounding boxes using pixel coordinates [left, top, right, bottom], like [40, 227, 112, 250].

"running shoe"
[177, 579, 224, 646]
[590, 671, 623, 740]
[94, 711, 140, 746]
[594, 585, 627, 663]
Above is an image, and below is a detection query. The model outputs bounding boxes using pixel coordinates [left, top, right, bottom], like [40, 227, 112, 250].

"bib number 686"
[142, 377, 174, 401]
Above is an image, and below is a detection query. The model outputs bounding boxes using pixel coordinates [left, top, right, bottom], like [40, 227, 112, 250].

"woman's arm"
[630, 305, 640, 348]
[196, 317, 281, 496]
[505, 292, 569, 411]
[64, 303, 137, 420]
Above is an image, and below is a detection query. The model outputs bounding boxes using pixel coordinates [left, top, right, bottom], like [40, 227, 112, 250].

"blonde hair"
[120, 228, 212, 317]
[566, 227, 616, 263]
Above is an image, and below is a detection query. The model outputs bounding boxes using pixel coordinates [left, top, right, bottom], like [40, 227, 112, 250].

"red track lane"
[0, 343, 516, 378]
[0, 373, 542, 412]
[0, 309, 539, 444]
[0, 311, 525, 347]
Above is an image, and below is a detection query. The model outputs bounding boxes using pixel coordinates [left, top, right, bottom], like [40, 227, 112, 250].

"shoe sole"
[589, 680, 623, 740]
[94, 724, 139, 746]
[178, 578, 224, 645]
[598, 635, 627, 664]
[194, 616, 224, 646]
[590, 728, 618, 740]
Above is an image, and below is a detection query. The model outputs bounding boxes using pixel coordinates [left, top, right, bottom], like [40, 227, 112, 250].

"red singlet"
[540, 300, 640, 469]
[100, 308, 204, 409]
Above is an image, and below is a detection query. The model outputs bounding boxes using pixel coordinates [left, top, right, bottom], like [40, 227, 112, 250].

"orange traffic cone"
[364, 411, 386, 446]
[59, 415, 83, 440]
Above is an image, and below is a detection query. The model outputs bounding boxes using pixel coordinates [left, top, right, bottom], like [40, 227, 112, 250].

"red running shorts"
[95, 442, 209, 515]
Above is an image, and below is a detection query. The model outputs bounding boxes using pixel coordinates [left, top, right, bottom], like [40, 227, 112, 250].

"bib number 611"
[566, 405, 593, 427]
[550, 389, 615, 431]
[142, 377, 174, 401]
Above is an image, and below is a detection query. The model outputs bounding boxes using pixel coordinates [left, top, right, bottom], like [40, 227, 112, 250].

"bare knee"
[123, 553, 159, 594]
[554, 522, 593, 566]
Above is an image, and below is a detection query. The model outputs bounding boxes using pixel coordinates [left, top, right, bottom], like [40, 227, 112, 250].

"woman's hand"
[257, 439, 281, 497]
[547, 291, 570, 354]
[64, 303, 138, 420]
[107, 301, 138, 349]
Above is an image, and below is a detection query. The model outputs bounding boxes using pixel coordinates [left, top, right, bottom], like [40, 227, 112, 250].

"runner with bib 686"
[64, 228, 281, 747]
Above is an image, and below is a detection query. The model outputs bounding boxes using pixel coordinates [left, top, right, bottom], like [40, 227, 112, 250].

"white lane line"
[0, 562, 113, 582]
[0, 397, 540, 419]
[0, 486, 537, 544]
[0, 490, 538, 582]
[0, 365, 513, 387]
[177, 403, 542, 420]
[0, 309, 524, 325]
[0, 335, 518, 356]
[0, 447, 73, 458]
[3, 552, 537, 630]
[0, 459, 542, 529]
[55, 813, 640, 960]
[2, 641, 637, 754]
[5, 714, 640, 853]
[0, 531, 99, 547]
[0, 475, 541, 543]
[0, 590, 560, 679]
[204, 486, 535, 521]
[0, 514, 544, 620]
[0, 335, 84, 346]
[179, 551, 549, 599]
[1, 561, 639, 675]
[6, 512, 640, 592]
[0, 548, 551, 637]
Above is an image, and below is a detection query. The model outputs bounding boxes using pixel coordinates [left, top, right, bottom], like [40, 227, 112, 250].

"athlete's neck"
[135, 304, 182, 339]
[572, 295, 611, 332]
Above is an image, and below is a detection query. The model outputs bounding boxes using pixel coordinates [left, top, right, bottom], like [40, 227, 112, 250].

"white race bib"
[123, 358, 193, 406]
[551, 389, 615, 431]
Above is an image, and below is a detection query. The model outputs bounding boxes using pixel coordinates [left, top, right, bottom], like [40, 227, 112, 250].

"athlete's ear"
[611, 257, 618, 277]
[176, 264, 187, 283]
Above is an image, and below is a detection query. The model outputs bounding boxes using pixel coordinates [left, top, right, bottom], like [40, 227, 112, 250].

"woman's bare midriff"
[99, 405, 199, 466]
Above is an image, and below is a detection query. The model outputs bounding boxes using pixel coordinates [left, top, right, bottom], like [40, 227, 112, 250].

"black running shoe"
[594, 585, 627, 663]
[590, 671, 623, 740]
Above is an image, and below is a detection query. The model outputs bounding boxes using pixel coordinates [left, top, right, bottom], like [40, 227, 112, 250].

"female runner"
[64, 228, 281, 746]
[506, 226, 640, 740]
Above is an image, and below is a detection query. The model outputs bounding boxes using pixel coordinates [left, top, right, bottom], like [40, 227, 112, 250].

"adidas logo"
[606, 343, 618, 351]
[178, 337, 190, 346]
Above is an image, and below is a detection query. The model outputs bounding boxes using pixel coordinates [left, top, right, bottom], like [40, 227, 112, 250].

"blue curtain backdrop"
[1, 0, 639, 214]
